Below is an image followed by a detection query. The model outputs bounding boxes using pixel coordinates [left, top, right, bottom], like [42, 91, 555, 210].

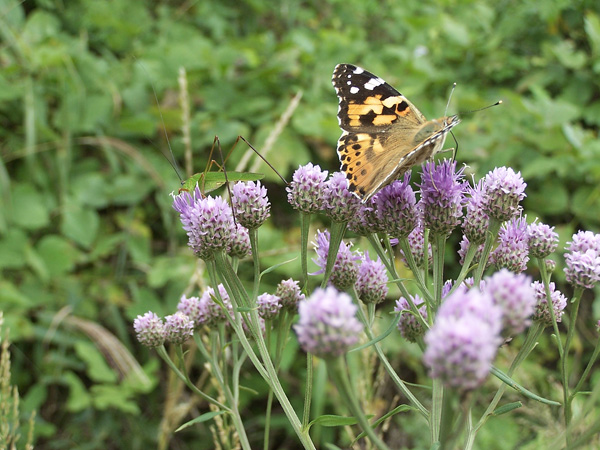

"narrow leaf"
[175, 411, 225, 432]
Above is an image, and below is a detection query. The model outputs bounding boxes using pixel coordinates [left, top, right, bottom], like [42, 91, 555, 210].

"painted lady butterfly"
[332, 64, 460, 201]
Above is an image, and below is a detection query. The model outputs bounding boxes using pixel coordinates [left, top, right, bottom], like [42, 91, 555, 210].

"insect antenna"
[444, 82, 457, 117]
[238, 136, 289, 185]
[213, 136, 238, 227]
[460, 100, 503, 116]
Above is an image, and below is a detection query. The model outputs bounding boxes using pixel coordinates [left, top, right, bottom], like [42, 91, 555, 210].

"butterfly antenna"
[460, 100, 503, 116]
[444, 83, 457, 117]
[134, 57, 184, 184]
[239, 136, 289, 185]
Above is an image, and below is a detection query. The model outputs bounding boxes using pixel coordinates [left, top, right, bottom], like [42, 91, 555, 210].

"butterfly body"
[332, 63, 460, 201]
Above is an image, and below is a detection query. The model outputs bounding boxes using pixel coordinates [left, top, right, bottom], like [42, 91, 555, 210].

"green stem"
[537, 257, 564, 358]
[326, 357, 391, 450]
[431, 233, 447, 310]
[249, 227, 261, 300]
[321, 221, 347, 288]
[302, 353, 314, 429]
[563, 288, 583, 435]
[212, 252, 316, 449]
[448, 241, 479, 296]
[300, 212, 311, 291]
[473, 218, 502, 286]
[431, 379, 443, 443]
[350, 289, 428, 418]
[155, 345, 227, 410]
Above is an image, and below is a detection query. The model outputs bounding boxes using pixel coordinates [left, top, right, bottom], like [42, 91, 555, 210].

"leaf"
[91, 385, 140, 414]
[35, 235, 81, 277]
[175, 411, 225, 432]
[64, 371, 92, 412]
[10, 184, 50, 230]
[307, 414, 359, 429]
[74, 341, 118, 384]
[61, 205, 100, 249]
[493, 402, 523, 416]
[0, 229, 28, 269]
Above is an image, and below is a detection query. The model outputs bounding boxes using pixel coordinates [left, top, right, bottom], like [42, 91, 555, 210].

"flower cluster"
[164, 312, 194, 345]
[172, 190, 236, 260]
[424, 288, 502, 391]
[355, 251, 388, 304]
[231, 180, 271, 229]
[395, 295, 428, 343]
[482, 269, 535, 336]
[323, 172, 362, 222]
[373, 175, 418, 238]
[491, 216, 530, 273]
[276, 279, 305, 311]
[482, 167, 526, 221]
[419, 160, 466, 236]
[564, 231, 600, 289]
[312, 230, 361, 290]
[257, 293, 283, 320]
[133, 312, 165, 348]
[527, 221, 558, 259]
[531, 281, 567, 326]
[287, 163, 328, 213]
[294, 287, 363, 359]
[463, 180, 489, 244]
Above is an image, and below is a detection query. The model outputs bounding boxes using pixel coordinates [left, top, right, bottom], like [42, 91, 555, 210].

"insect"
[332, 63, 461, 201]
[175, 135, 288, 197]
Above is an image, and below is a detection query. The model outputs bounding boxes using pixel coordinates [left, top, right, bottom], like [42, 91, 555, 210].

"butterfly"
[332, 63, 461, 201]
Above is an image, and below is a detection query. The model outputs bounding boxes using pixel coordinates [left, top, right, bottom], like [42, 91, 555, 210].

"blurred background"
[1, 0, 600, 448]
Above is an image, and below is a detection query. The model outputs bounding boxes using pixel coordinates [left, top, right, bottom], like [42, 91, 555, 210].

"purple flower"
[373, 174, 418, 238]
[172, 192, 236, 260]
[133, 312, 165, 348]
[424, 288, 502, 391]
[400, 220, 432, 268]
[347, 198, 384, 235]
[312, 230, 361, 290]
[164, 312, 194, 345]
[482, 167, 527, 221]
[275, 278, 305, 311]
[323, 172, 362, 222]
[418, 160, 466, 236]
[564, 231, 600, 289]
[231, 181, 270, 229]
[463, 179, 489, 244]
[437, 287, 503, 334]
[482, 269, 535, 335]
[228, 225, 252, 259]
[492, 216, 530, 273]
[294, 287, 363, 358]
[355, 251, 388, 304]
[395, 295, 428, 343]
[527, 221, 559, 259]
[567, 230, 600, 253]
[287, 163, 328, 213]
[199, 285, 234, 326]
[177, 295, 203, 328]
[257, 293, 283, 320]
[531, 281, 567, 326]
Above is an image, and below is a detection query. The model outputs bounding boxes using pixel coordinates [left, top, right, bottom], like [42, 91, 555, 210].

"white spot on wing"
[350, 86, 359, 94]
[353, 67, 365, 74]
[364, 77, 385, 90]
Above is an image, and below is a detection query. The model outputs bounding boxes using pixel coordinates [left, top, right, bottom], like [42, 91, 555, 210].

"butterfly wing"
[332, 64, 458, 200]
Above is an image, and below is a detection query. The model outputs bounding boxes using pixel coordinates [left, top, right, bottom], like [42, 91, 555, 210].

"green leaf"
[35, 235, 81, 277]
[0, 229, 28, 269]
[74, 341, 118, 384]
[493, 402, 523, 416]
[61, 205, 100, 248]
[64, 371, 92, 412]
[175, 411, 226, 432]
[350, 313, 401, 353]
[308, 414, 359, 429]
[91, 385, 140, 414]
[10, 184, 50, 230]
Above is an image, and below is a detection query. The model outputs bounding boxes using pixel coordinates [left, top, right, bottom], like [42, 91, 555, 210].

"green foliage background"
[1, 0, 600, 448]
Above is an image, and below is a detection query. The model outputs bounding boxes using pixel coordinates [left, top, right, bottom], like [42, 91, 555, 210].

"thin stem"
[249, 227, 261, 300]
[473, 218, 502, 286]
[302, 353, 314, 429]
[563, 288, 583, 435]
[300, 212, 311, 291]
[327, 357, 391, 450]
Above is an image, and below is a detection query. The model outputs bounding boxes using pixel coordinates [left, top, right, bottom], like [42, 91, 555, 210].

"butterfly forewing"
[332, 63, 461, 200]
